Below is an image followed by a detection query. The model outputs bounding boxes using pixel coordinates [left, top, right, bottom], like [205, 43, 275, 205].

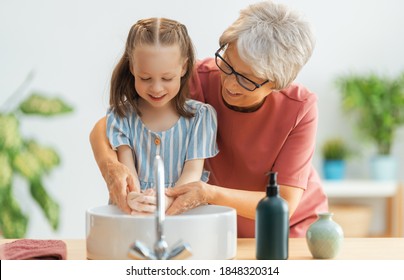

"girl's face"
[220, 43, 273, 108]
[131, 45, 186, 111]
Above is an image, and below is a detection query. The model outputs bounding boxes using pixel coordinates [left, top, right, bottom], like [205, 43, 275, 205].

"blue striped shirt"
[106, 99, 218, 190]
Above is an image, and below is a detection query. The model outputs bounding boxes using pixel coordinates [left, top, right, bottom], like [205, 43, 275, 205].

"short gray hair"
[219, 0, 315, 89]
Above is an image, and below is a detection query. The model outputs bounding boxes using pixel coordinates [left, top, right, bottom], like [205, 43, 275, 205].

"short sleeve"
[106, 108, 132, 150]
[186, 103, 219, 160]
[273, 100, 318, 189]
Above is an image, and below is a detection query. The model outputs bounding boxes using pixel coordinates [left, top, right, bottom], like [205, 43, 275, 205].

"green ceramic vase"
[306, 212, 344, 259]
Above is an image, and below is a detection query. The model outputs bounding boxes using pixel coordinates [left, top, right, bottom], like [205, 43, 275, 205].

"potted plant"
[336, 72, 404, 180]
[0, 80, 73, 237]
[321, 138, 350, 180]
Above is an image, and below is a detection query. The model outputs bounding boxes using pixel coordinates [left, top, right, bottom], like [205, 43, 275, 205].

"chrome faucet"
[128, 155, 192, 260]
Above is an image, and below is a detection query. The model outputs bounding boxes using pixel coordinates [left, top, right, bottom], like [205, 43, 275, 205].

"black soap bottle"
[256, 172, 289, 260]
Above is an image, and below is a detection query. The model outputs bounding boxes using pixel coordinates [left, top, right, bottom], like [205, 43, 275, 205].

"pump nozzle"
[269, 172, 277, 186]
[267, 171, 279, 196]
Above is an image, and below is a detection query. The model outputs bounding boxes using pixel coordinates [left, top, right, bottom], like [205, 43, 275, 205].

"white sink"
[86, 204, 237, 260]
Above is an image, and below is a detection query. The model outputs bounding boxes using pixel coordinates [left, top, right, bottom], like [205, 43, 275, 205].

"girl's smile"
[149, 94, 167, 101]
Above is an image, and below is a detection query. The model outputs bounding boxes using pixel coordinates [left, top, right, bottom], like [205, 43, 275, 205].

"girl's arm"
[117, 145, 153, 214]
[161, 159, 204, 211]
[129, 157, 205, 213]
[175, 159, 204, 187]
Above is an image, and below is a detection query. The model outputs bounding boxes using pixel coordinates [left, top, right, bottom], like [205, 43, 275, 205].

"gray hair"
[219, 0, 315, 90]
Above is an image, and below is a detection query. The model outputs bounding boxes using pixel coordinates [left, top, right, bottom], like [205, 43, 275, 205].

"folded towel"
[0, 239, 67, 260]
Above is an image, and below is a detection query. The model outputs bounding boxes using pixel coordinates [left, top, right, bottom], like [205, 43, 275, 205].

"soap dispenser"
[256, 172, 289, 260]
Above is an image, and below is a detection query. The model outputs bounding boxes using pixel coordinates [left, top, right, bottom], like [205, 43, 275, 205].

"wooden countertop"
[2, 238, 404, 260]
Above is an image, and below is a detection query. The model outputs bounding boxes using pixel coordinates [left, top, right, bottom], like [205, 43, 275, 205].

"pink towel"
[0, 239, 67, 260]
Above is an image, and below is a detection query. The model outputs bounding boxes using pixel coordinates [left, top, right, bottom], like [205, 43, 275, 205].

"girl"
[106, 18, 218, 214]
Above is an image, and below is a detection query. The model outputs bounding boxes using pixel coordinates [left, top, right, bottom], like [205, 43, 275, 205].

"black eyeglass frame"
[215, 45, 270, 91]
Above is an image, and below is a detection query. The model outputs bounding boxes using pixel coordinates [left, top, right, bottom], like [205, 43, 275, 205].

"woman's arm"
[89, 116, 117, 180]
[166, 181, 303, 219]
[116, 145, 141, 190]
[89, 117, 138, 213]
[211, 183, 303, 219]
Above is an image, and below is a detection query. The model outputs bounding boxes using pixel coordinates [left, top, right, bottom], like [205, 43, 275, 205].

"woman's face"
[219, 43, 273, 108]
[131, 45, 186, 110]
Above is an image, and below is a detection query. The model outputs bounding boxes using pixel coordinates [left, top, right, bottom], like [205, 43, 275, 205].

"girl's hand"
[165, 181, 210, 215]
[127, 189, 174, 214]
[127, 191, 156, 214]
[106, 161, 139, 214]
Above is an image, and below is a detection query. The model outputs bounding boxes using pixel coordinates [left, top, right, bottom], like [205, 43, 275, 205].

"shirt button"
[154, 138, 161, 145]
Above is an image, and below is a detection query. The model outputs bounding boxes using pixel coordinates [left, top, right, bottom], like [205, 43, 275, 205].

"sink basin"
[86, 204, 237, 260]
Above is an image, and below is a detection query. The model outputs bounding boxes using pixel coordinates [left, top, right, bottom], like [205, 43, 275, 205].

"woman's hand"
[165, 181, 211, 215]
[106, 161, 139, 214]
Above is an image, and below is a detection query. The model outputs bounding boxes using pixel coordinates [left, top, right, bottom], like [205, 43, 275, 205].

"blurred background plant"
[321, 137, 351, 180]
[0, 73, 73, 237]
[321, 138, 351, 161]
[336, 72, 404, 180]
[336, 72, 404, 156]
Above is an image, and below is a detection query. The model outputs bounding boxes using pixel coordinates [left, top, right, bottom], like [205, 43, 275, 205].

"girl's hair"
[219, 0, 315, 90]
[110, 17, 195, 118]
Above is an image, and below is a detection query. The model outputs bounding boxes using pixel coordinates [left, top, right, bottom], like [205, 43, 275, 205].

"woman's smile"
[225, 88, 243, 98]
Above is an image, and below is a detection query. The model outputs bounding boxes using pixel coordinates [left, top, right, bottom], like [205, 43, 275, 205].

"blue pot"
[323, 160, 346, 180]
[370, 155, 397, 181]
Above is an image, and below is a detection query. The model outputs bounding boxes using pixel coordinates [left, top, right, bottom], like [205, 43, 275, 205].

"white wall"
[1, 0, 403, 238]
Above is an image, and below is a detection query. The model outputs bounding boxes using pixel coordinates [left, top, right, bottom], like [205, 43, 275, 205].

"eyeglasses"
[215, 45, 270, 91]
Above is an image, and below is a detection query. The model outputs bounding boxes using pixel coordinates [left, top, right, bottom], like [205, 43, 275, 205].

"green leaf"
[0, 187, 29, 238]
[30, 180, 60, 230]
[12, 150, 43, 181]
[19, 93, 73, 116]
[26, 140, 60, 172]
[0, 152, 13, 189]
[0, 114, 23, 152]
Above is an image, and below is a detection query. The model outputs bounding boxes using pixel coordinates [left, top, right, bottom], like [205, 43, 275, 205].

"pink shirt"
[190, 58, 328, 238]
